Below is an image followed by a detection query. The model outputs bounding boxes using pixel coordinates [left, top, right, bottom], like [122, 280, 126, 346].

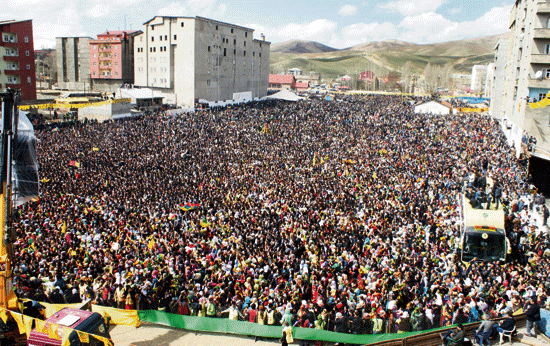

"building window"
[231, 28, 234, 33]
[233, 49, 236, 55]
[114, 54, 117, 57]
[545, 69, 550, 78]
[253, 52, 255, 57]
[151, 37, 154, 42]
[93, 53, 96, 58]
[224, 48, 227, 56]
[93, 62, 96, 66]
[207, 79, 211, 86]
[244, 51, 246, 56]
[244, 41, 246, 47]
[259, 53, 262, 58]
[174, 35, 177, 40]
[208, 46, 211, 52]
[27, 64, 30, 69]
[24, 36, 28, 43]
[27, 76, 31, 84]
[164, 35, 167, 40]
[25, 50, 29, 56]
[546, 44, 550, 54]
[115, 62, 118, 66]
[245, 32, 248, 37]
[115, 72, 118, 76]
[234, 39, 236, 45]
[151, 26, 154, 30]
[216, 25, 219, 30]
[181, 22, 184, 27]
[159, 35, 162, 41]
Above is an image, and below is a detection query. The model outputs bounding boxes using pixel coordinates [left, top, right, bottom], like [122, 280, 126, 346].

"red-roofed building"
[269, 74, 295, 90]
[295, 82, 309, 91]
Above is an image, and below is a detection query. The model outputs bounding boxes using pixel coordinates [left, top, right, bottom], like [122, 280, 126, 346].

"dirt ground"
[109, 323, 282, 346]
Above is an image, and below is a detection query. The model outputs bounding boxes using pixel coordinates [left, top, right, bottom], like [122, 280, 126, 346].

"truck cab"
[27, 308, 112, 346]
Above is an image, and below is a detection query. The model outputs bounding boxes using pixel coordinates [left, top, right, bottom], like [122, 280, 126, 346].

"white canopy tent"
[264, 89, 305, 102]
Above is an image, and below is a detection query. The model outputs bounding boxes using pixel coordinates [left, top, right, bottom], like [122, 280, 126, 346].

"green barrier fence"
[137, 310, 450, 345]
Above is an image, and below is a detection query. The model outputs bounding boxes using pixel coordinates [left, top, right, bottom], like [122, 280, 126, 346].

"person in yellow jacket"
[282, 321, 293, 344]
[257, 305, 266, 325]
[221, 302, 243, 320]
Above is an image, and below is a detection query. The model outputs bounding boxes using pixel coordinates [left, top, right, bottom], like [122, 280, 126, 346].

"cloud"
[381, 0, 446, 16]
[339, 5, 357, 16]
[337, 22, 398, 47]
[398, 5, 512, 43]
[158, 0, 228, 19]
[87, 4, 112, 19]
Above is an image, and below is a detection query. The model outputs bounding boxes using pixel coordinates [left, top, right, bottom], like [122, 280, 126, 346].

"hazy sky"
[4, 0, 512, 49]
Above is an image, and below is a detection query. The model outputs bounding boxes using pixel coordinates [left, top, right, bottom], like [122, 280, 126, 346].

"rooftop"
[269, 74, 295, 84]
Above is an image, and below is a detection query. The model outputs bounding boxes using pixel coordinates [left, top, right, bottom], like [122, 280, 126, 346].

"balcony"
[534, 28, 550, 39]
[529, 77, 550, 88]
[5, 82, 20, 88]
[531, 54, 550, 64]
[4, 69, 19, 75]
[3, 55, 19, 61]
[99, 48, 112, 52]
[99, 65, 112, 69]
[98, 56, 112, 61]
[538, 2, 550, 13]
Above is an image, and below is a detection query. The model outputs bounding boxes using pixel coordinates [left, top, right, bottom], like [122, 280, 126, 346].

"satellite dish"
[535, 70, 543, 80]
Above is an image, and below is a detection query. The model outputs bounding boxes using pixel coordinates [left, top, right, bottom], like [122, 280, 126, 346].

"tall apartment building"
[488, 38, 509, 120]
[90, 30, 141, 93]
[503, 0, 550, 159]
[134, 16, 270, 107]
[56, 37, 92, 91]
[0, 20, 36, 100]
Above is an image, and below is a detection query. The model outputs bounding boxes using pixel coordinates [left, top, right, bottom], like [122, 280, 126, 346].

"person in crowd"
[12, 96, 550, 337]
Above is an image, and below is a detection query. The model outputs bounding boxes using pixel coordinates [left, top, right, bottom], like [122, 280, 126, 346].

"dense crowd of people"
[12, 95, 550, 337]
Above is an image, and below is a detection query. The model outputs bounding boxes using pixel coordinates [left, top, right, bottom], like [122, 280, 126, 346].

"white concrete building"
[470, 65, 487, 93]
[133, 16, 270, 108]
[488, 38, 509, 120]
[502, 0, 550, 159]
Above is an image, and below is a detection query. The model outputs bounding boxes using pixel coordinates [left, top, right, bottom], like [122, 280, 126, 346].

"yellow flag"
[23, 315, 34, 338]
[313, 154, 317, 166]
[40, 178, 50, 183]
[92, 147, 99, 152]
[10, 311, 25, 335]
[148, 238, 155, 250]
[48, 323, 60, 340]
[35, 319, 47, 334]
[0, 309, 8, 323]
[75, 161, 81, 169]
[62, 327, 71, 346]
[77, 331, 89, 343]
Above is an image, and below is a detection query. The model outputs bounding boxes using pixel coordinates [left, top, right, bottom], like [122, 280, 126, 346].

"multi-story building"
[134, 16, 270, 107]
[470, 65, 488, 93]
[0, 20, 36, 100]
[502, 0, 550, 159]
[56, 36, 92, 91]
[89, 30, 141, 93]
[488, 38, 509, 120]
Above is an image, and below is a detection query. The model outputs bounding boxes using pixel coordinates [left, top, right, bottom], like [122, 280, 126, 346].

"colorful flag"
[40, 178, 50, 183]
[92, 147, 99, 152]
[178, 203, 200, 211]
[200, 218, 210, 228]
[68, 161, 81, 169]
